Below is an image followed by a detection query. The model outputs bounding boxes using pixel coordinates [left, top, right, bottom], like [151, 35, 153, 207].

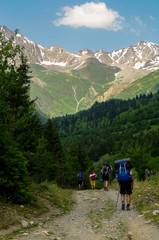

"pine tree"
[31, 136, 53, 182]
[0, 132, 32, 203]
[44, 119, 65, 184]
[0, 30, 36, 202]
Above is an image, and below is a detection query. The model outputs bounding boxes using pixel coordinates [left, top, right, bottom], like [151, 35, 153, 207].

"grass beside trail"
[31, 181, 75, 213]
[132, 175, 159, 225]
[0, 182, 75, 232]
[111, 174, 159, 226]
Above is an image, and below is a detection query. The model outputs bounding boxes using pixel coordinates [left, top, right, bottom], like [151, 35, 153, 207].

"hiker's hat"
[90, 171, 96, 177]
[103, 160, 109, 166]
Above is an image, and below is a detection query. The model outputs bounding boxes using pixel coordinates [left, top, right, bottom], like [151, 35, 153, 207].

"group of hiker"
[77, 158, 133, 211]
[77, 160, 112, 191]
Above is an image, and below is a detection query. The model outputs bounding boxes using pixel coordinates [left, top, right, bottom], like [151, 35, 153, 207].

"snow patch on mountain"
[82, 50, 89, 55]
[94, 50, 103, 62]
[38, 45, 44, 49]
[74, 61, 85, 70]
[40, 61, 67, 66]
[40, 49, 44, 57]
[1, 25, 159, 72]
[151, 56, 159, 65]
[22, 36, 35, 46]
[134, 49, 143, 59]
[16, 33, 22, 38]
[143, 56, 159, 71]
[134, 61, 146, 69]
[74, 54, 82, 58]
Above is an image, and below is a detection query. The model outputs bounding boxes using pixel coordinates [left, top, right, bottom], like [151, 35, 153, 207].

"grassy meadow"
[29, 62, 119, 117]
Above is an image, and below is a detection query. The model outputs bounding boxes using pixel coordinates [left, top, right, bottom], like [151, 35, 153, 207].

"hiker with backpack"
[77, 171, 84, 190]
[101, 161, 112, 191]
[89, 171, 97, 189]
[115, 158, 133, 211]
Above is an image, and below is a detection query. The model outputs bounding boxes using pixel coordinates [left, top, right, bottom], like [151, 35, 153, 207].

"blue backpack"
[116, 160, 132, 182]
[78, 171, 84, 181]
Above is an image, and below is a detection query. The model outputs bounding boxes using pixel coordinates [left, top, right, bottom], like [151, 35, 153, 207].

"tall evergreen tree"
[0, 31, 36, 202]
[44, 119, 65, 184]
[31, 136, 53, 182]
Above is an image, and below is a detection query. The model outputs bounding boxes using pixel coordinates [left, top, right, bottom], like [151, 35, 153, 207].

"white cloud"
[53, 2, 124, 31]
[130, 28, 140, 37]
[135, 16, 146, 27]
[149, 15, 155, 21]
[129, 15, 149, 37]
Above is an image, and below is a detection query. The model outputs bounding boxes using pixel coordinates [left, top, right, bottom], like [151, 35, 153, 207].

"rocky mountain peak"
[76, 48, 94, 57]
[1, 25, 159, 72]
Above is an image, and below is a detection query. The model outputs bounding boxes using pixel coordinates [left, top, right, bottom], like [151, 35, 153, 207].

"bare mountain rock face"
[1, 25, 159, 117]
[1, 25, 159, 71]
[96, 41, 159, 71]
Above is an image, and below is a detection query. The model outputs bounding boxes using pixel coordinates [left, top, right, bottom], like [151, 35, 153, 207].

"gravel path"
[9, 189, 159, 240]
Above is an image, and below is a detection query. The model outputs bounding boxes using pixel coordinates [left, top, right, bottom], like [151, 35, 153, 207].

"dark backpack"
[116, 160, 132, 182]
[101, 161, 110, 177]
[78, 171, 84, 181]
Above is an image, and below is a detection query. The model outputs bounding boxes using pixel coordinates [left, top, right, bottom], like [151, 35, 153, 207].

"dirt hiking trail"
[3, 189, 159, 240]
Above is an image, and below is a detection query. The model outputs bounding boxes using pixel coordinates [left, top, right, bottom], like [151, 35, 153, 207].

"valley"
[1, 28, 159, 240]
[1, 25, 159, 117]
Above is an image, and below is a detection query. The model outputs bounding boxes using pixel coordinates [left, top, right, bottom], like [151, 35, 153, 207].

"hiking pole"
[115, 191, 120, 210]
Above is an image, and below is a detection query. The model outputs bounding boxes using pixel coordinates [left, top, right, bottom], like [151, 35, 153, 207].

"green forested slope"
[54, 92, 159, 179]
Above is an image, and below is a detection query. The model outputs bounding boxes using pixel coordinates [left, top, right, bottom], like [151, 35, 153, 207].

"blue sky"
[0, 0, 159, 53]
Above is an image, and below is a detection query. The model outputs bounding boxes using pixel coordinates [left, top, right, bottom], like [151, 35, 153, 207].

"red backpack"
[91, 172, 96, 180]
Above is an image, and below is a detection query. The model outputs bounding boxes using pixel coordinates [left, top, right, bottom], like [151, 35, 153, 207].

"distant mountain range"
[1, 25, 159, 117]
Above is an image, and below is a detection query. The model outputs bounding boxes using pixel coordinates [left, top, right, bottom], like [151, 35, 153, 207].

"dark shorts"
[102, 173, 109, 181]
[120, 181, 132, 195]
[78, 180, 83, 185]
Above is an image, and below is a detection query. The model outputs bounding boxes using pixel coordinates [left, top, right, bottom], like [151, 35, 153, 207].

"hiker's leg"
[121, 194, 125, 210]
[126, 181, 132, 210]
[105, 174, 109, 190]
[91, 180, 93, 189]
[120, 182, 126, 210]
[121, 194, 125, 202]
[126, 194, 131, 210]
[106, 180, 108, 188]
[127, 194, 131, 205]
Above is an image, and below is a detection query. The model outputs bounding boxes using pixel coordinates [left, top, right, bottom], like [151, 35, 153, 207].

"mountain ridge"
[1, 25, 159, 117]
[1, 25, 159, 71]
